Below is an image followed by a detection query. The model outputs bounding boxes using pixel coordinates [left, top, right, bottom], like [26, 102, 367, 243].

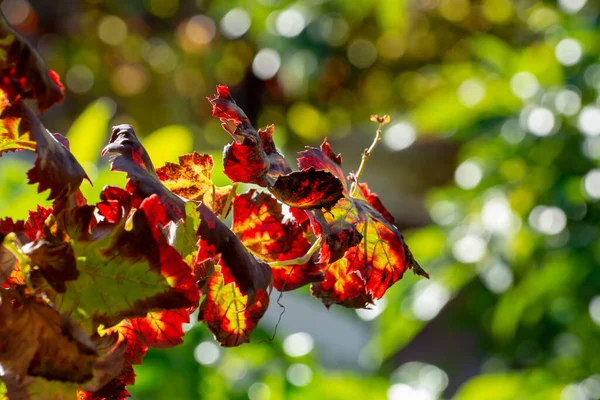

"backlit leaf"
[128, 309, 190, 349]
[209, 86, 343, 210]
[79, 320, 148, 400]
[199, 264, 270, 347]
[195, 202, 272, 346]
[298, 140, 427, 308]
[45, 193, 199, 332]
[232, 190, 321, 291]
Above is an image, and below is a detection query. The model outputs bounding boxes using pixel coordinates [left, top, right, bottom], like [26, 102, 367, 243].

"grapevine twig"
[350, 114, 391, 197]
[219, 182, 239, 221]
[268, 236, 322, 267]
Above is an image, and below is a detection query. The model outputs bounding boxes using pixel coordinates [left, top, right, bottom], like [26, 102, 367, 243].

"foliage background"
[1, 0, 599, 399]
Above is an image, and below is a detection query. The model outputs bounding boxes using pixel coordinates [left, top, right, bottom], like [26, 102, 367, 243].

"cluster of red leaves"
[0, 10, 426, 400]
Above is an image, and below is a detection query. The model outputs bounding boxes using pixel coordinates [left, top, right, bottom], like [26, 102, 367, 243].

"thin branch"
[219, 182, 239, 221]
[268, 236, 322, 267]
[350, 114, 390, 197]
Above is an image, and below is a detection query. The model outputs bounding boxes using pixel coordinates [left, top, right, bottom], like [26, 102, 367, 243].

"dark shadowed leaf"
[0, 94, 88, 200]
[0, 291, 97, 382]
[269, 168, 344, 210]
[0, 11, 64, 111]
[102, 124, 186, 223]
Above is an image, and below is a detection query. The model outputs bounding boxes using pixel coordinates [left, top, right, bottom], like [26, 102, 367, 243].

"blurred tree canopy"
[0, 0, 599, 399]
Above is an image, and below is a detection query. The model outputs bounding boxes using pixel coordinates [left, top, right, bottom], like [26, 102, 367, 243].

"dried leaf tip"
[370, 114, 391, 125]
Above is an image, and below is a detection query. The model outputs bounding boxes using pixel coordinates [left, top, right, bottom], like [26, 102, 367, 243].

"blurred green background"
[1, 0, 600, 399]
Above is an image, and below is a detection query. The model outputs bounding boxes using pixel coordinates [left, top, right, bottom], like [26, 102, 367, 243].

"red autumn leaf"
[195, 202, 272, 346]
[269, 167, 344, 210]
[102, 124, 186, 223]
[209, 86, 343, 210]
[232, 190, 322, 291]
[198, 264, 270, 347]
[23, 205, 52, 241]
[297, 138, 346, 185]
[297, 140, 427, 308]
[358, 182, 396, 224]
[0, 94, 89, 200]
[96, 186, 133, 225]
[78, 320, 148, 400]
[156, 152, 233, 216]
[128, 309, 190, 349]
[0, 11, 64, 111]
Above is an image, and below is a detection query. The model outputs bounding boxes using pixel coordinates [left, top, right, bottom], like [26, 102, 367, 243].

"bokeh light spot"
[194, 341, 220, 365]
[66, 65, 94, 94]
[578, 106, 600, 136]
[283, 332, 314, 357]
[252, 48, 281, 80]
[529, 206, 567, 235]
[383, 121, 416, 151]
[276, 9, 306, 38]
[457, 78, 486, 108]
[554, 89, 581, 116]
[286, 364, 313, 386]
[555, 38, 583, 66]
[220, 8, 251, 39]
[510, 72, 539, 100]
[583, 169, 600, 199]
[347, 39, 377, 69]
[455, 159, 483, 190]
[526, 106, 555, 137]
[97, 15, 128, 47]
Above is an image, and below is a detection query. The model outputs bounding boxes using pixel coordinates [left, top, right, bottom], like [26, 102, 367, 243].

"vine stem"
[350, 114, 390, 198]
[268, 236, 322, 267]
[219, 182, 239, 221]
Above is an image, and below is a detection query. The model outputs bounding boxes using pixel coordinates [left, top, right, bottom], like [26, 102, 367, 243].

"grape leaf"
[298, 140, 428, 308]
[79, 320, 148, 400]
[232, 190, 322, 291]
[198, 265, 270, 347]
[156, 152, 233, 216]
[0, 290, 97, 383]
[269, 167, 345, 210]
[128, 309, 190, 349]
[43, 193, 199, 332]
[102, 124, 186, 223]
[0, 11, 64, 111]
[195, 202, 272, 346]
[22, 220, 78, 293]
[209, 86, 343, 210]
[0, 93, 89, 200]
